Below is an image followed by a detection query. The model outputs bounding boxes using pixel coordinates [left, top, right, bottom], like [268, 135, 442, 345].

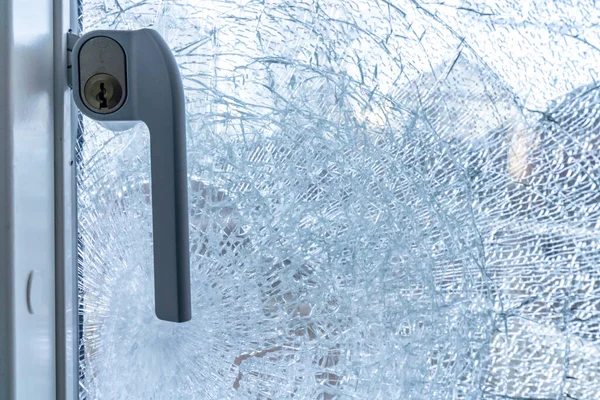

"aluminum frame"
[0, 0, 77, 398]
[54, 0, 80, 398]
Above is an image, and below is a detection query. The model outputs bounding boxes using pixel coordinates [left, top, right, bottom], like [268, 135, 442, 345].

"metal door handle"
[70, 29, 191, 323]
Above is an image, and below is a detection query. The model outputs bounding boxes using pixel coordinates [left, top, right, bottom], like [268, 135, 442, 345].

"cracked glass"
[76, 0, 600, 399]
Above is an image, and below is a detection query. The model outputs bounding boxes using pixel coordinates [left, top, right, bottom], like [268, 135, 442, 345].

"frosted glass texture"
[76, 1, 600, 399]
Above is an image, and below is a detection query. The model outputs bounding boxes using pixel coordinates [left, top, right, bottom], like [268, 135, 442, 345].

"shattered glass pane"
[76, 1, 600, 399]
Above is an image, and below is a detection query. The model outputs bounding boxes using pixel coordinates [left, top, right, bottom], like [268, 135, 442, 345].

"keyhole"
[83, 73, 123, 113]
[96, 83, 108, 109]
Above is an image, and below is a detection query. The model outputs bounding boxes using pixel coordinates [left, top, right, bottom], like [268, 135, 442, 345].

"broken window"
[76, 0, 600, 398]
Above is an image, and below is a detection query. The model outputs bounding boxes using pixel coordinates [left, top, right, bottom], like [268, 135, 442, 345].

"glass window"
[76, 0, 600, 398]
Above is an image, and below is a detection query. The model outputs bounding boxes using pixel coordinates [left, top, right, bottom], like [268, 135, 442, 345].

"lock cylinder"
[78, 36, 127, 114]
[83, 73, 123, 112]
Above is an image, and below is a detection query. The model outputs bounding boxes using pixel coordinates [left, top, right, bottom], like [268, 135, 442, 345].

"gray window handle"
[70, 29, 191, 323]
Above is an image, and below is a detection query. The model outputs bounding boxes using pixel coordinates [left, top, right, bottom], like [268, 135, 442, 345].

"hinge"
[66, 31, 80, 89]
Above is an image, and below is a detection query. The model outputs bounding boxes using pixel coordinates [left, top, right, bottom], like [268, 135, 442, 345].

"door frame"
[54, 0, 80, 398]
[0, 0, 78, 398]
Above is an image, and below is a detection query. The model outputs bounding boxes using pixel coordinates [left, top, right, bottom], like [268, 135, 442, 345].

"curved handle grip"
[72, 29, 191, 322]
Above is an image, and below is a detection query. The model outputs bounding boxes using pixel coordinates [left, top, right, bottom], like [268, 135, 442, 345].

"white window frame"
[0, 0, 78, 398]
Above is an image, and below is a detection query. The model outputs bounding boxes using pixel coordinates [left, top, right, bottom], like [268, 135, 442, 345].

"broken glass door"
[75, 0, 600, 398]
